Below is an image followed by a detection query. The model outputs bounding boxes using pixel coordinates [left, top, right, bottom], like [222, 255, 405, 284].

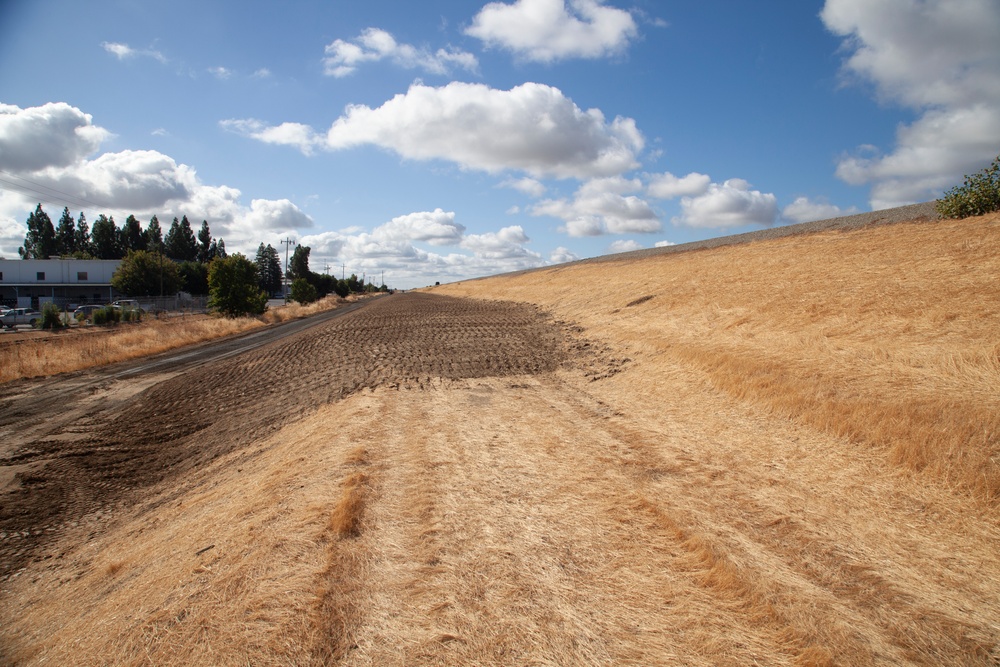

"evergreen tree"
[165, 215, 198, 261]
[254, 243, 283, 296]
[144, 215, 163, 250]
[197, 220, 213, 263]
[18, 204, 57, 258]
[164, 217, 181, 258]
[55, 207, 77, 256]
[216, 239, 227, 258]
[288, 245, 311, 281]
[75, 212, 92, 256]
[122, 214, 146, 253]
[91, 214, 122, 259]
[75, 213, 93, 256]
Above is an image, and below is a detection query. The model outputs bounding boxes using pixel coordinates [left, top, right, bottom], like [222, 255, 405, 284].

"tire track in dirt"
[330, 382, 797, 665]
[549, 365, 1000, 666]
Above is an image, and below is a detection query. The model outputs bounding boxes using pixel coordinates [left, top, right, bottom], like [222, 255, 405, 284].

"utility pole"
[281, 237, 295, 301]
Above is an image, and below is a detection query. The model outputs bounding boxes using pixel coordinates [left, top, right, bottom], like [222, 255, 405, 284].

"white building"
[0, 259, 122, 308]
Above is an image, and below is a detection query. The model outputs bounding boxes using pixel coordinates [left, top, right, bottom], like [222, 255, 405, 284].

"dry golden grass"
[261, 295, 348, 324]
[437, 213, 1000, 504]
[3, 215, 999, 666]
[328, 471, 369, 538]
[0, 316, 263, 383]
[0, 296, 348, 384]
[0, 395, 382, 666]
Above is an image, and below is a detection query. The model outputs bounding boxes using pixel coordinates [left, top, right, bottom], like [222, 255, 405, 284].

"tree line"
[15, 203, 387, 316]
[18, 204, 226, 263]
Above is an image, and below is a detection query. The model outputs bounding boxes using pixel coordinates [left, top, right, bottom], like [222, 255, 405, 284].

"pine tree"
[144, 215, 163, 250]
[55, 207, 77, 256]
[122, 214, 146, 253]
[288, 245, 311, 281]
[255, 243, 283, 296]
[18, 204, 57, 258]
[91, 214, 122, 259]
[166, 216, 198, 261]
[165, 217, 182, 259]
[197, 220, 213, 263]
[75, 212, 92, 256]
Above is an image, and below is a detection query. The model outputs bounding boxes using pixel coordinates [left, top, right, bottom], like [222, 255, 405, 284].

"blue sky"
[1, 0, 998, 288]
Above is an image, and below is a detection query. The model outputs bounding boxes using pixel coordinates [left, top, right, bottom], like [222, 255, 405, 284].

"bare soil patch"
[0, 293, 563, 581]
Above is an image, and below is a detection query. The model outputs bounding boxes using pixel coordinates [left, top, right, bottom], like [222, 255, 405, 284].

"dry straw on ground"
[2, 213, 998, 666]
[439, 213, 1000, 504]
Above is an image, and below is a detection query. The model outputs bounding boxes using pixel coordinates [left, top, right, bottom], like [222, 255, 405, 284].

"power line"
[0, 171, 156, 222]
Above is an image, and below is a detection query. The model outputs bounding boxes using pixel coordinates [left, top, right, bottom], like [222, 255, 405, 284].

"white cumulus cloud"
[532, 176, 660, 237]
[0, 102, 317, 259]
[549, 246, 579, 263]
[673, 178, 778, 229]
[607, 239, 643, 253]
[219, 118, 320, 155]
[821, 0, 1000, 208]
[500, 177, 547, 198]
[646, 171, 711, 199]
[375, 209, 466, 246]
[782, 197, 860, 223]
[300, 215, 545, 288]
[323, 27, 478, 77]
[321, 81, 643, 179]
[466, 0, 638, 62]
[0, 103, 110, 172]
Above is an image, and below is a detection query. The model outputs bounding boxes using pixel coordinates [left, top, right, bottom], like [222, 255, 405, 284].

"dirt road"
[1, 290, 998, 665]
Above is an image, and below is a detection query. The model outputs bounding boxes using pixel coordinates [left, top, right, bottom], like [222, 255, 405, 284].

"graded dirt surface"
[2, 213, 999, 666]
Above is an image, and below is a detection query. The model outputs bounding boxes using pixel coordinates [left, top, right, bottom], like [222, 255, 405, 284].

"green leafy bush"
[208, 254, 268, 317]
[41, 303, 64, 329]
[120, 306, 142, 323]
[936, 154, 1000, 219]
[290, 277, 318, 304]
[92, 306, 121, 326]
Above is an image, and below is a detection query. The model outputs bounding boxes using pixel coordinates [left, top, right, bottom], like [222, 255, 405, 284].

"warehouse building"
[0, 259, 122, 309]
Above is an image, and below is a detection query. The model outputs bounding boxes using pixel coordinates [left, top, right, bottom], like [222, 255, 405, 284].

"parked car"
[111, 299, 147, 313]
[1, 307, 41, 329]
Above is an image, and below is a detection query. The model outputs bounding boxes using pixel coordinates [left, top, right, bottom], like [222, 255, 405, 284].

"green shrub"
[290, 277, 318, 304]
[936, 154, 1000, 219]
[92, 306, 121, 326]
[120, 306, 142, 323]
[41, 303, 64, 329]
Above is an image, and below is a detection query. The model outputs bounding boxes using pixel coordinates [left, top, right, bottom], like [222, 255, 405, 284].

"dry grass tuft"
[328, 472, 368, 538]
